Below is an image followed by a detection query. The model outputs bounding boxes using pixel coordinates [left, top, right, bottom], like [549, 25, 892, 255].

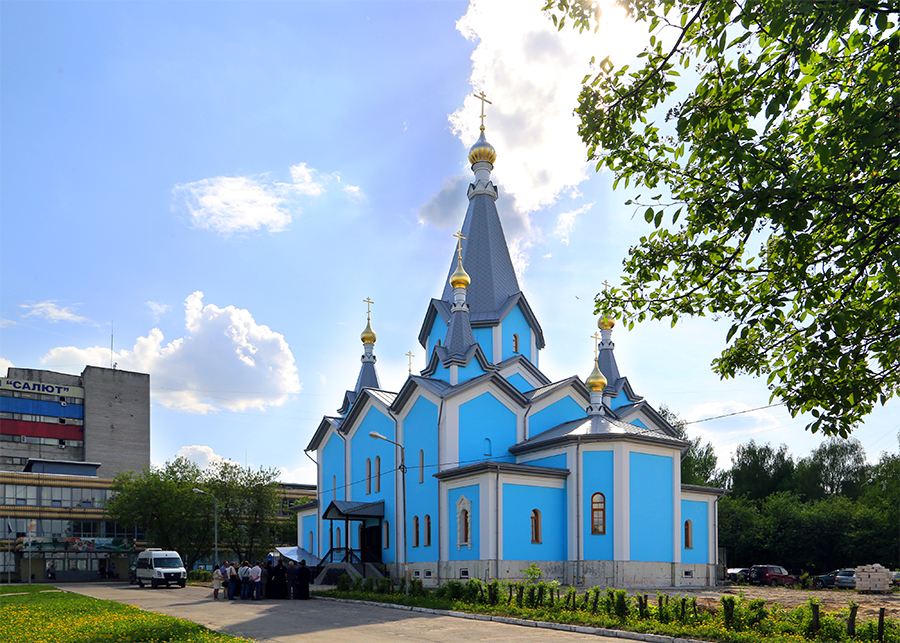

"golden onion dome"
[449, 258, 471, 289]
[598, 314, 616, 330]
[468, 127, 497, 166]
[585, 359, 608, 392]
[360, 319, 377, 344]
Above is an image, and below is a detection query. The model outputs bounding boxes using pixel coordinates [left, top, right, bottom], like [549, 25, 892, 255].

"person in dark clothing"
[296, 560, 311, 600]
[264, 562, 273, 598]
[285, 561, 298, 600]
[271, 561, 286, 599]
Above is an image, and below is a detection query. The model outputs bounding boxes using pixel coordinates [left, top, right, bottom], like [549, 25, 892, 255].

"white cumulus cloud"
[40, 291, 302, 413]
[173, 162, 334, 236]
[177, 445, 234, 469]
[555, 203, 594, 245]
[0, 357, 14, 374]
[20, 301, 90, 324]
[433, 0, 643, 251]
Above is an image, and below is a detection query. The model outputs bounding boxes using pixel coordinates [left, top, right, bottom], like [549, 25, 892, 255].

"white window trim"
[456, 495, 472, 550]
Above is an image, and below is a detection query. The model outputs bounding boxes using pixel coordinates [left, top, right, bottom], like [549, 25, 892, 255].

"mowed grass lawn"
[0, 585, 252, 643]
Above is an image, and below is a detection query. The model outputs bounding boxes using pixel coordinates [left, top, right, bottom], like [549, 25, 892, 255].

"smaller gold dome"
[468, 127, 497, 166]
[450, 258, 471, 289]
[585, 359, 608, 392]
[598, 314, 616, 330]
[360, 319, 377, 344]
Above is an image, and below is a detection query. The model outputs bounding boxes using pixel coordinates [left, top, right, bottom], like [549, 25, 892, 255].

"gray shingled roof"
[444, 306, 476, 357]
[354, 360, 380, 391]
[440, 192, 520, 314]
[514, 414, 687, 452]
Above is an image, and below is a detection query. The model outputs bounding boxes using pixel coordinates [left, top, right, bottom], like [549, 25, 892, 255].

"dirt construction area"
[647, 585, 897, 621]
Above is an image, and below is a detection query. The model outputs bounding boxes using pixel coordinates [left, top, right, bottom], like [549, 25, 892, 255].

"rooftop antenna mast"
[110, 321, 114, 368]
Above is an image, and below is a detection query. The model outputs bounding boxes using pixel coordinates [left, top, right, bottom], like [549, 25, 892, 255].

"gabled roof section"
[305, 416, 344, 452]
[605, 376, 643, 403]
[339, 387, 397, 439]
[323, 499, 385, 521]
[391, 375, 454, 413]
[440, 192, 520, 314]
[496, 354, 551, 388]
[613, 400, 680, 438]
[510, 414, 688, 455]
[421, 341, 496, 375]
[434, 460, 569, 481]
[418, 298, 451, 348]
[524, 375, 589, 404]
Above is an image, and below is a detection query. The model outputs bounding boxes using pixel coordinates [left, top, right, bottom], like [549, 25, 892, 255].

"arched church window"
[383, 521, 390, 549]
[456, 495, 472, 549]
[413, 516, 420, 547]
[436, 339, 441, 346]
[366, 459, 372, 494]
[308, 531, 314, 553]
[591, 492, 606, 535]
[374, 456, 381, 493]
[483, 438, 492, 456]
[531, 509, 542, 543]
[419, 450, 425, 484]
[336, 527, 342, 548]
[424, 514, 431, 547]
[684, 520, 693, 549]
[513, 333, 520, 353]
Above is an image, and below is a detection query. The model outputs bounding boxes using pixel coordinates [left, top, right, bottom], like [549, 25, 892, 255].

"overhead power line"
[684, 402, 785, 425]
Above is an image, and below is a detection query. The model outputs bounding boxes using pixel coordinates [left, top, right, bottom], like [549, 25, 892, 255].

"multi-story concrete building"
[1, 366, 150, 479]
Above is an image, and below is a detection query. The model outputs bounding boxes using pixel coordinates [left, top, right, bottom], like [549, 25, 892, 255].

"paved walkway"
[59, 582, 623, 643]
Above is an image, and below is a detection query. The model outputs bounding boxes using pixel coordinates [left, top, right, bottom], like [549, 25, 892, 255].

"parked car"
[814, 569, 841, 589]
[892, 571, 900, 587]
[748, 565, 799, 586]
[727, 568, 749, 583]
[834, 569, 856, 589]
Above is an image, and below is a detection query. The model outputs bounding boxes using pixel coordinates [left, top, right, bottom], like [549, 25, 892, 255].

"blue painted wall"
[524, 453, 567, 470]
[448, 484, 479, 560]
[458, 392, 516, 464]
[456, 357, 486, 383]
[473, 327, 493, 362]
[403, 396, 439, 563]
[502, 304, 532, 362]
[428, 317, 447, 358]
[681, 500, 709, 564]
[529, 396, 584, 437]
[503, 484, 566, 561]
[301, 514, 317, 555]
[582, 450, 614, 560]
[505, 373, 533, 393]
[321, 432, 345, 508]
[629, 452, 673, 562]
[610, 390, 631, 410]
[0, 397, 84, 419]
[349, 406, 397, 562]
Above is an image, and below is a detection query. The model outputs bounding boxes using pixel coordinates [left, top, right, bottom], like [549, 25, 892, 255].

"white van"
[135, 549, 187, 588]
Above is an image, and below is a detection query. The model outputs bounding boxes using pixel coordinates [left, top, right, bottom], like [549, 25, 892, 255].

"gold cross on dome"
[363, 297, 374, 319]
[474, 91, 492, 129]
[453, 231, 466, 260]
[601, 279, 611, 292]
[591, 332, 602, 357]
[406, 351, 415, 374]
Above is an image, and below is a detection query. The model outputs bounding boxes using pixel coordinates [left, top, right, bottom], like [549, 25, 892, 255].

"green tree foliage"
[545, 0, 900, 437]
[658, 404, 719, 485]
[203, 460, 280, 563]
[718, 437, 898, 571]
[105, 457, 282, 567]
[104, 457, 213, 570]
[729, 441, 795, 500]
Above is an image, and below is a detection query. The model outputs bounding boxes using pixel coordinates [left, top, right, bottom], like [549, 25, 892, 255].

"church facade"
[299, 121, 723, 589]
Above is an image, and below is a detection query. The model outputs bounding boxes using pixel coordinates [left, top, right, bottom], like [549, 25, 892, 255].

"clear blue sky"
[2, 0, 896, 483]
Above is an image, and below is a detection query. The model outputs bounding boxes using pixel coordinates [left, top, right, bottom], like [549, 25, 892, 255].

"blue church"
[299, 120, 723, 589]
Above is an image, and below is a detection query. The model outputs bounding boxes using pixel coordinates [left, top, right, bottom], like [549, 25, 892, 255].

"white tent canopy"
[275, 546, 320, 565]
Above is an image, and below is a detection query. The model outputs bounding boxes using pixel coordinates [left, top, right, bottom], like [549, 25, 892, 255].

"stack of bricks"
[854, 563, 892, 593]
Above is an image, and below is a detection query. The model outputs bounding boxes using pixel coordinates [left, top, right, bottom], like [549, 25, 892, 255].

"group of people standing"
[211, 559, 311, 601]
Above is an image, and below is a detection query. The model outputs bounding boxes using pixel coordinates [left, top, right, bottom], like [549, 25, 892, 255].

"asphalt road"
[60, 582, 622, 643]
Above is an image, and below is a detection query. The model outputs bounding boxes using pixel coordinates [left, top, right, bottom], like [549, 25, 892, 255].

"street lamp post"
[369, 430, 408, 597]
[193, 488, 218, 568]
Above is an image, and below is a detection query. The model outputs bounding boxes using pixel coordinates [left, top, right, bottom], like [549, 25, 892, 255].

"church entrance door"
[362, 525, 382, 563]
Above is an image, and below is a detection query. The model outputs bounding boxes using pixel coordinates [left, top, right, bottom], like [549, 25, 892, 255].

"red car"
[748, 565, 798, 586]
